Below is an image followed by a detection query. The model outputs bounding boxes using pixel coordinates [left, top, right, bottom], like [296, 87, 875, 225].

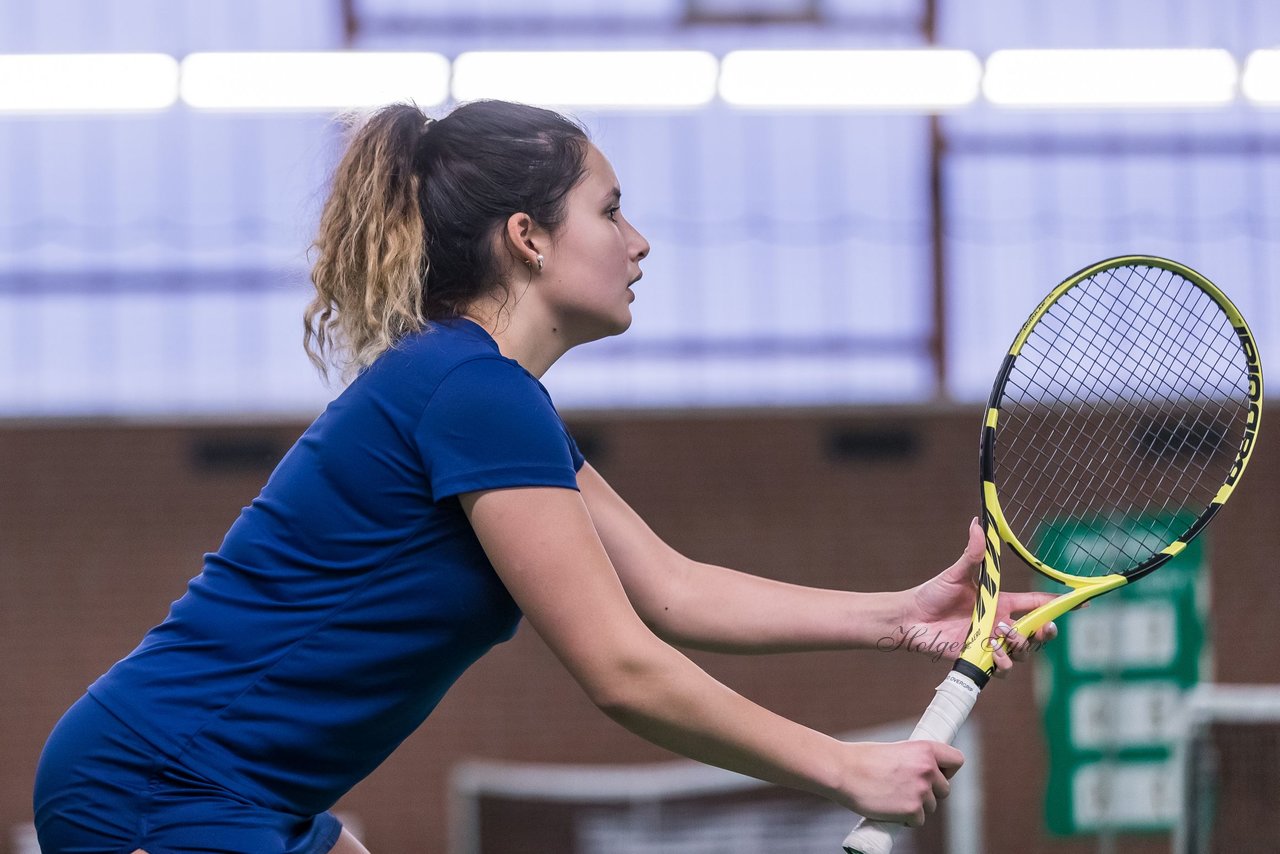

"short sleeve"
[415, 358, 584, 501]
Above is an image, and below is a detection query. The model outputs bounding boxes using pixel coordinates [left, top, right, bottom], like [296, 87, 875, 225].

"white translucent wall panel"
[945, 149, 1279, 401]
[938, 0, 1280, 401]
[940, 0, 1279, 53]
[0, 105, 936, 414]
[586, 110, 931, 340]
[0, 0, 941, 416]
[358, 0, 918, 22]
[825, 0, 921, 15]
[0, 1, 340, 53]
[0, 285, 329, 416]
[542, 108, 933, 407]
[5, 0, 1280, 416]
[0, 115, 324, 270]
[357, 0, 679, 17]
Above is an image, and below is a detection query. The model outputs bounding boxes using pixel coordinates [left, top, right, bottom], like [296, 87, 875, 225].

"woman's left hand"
[900, 517, 1059, 677]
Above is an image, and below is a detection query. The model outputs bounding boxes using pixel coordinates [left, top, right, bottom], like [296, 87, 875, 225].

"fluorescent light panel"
[1243, 50, 1280, 104]
[719, 50, 982, 109]
[0, 53, 179, 113]
[452, 51, 718, 108]
[181, 52, 449, 110]
[984, 49, 1238, 108]
[0, 49, 1258, 116]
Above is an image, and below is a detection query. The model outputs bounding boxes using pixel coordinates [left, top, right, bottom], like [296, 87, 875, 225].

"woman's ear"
[503, 212, 545, 270]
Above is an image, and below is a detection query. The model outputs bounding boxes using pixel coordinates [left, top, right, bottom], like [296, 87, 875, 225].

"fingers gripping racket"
[842, 256, 1263, 854]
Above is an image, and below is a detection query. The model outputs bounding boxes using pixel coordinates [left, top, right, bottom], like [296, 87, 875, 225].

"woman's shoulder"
[363, 318, 516, 388]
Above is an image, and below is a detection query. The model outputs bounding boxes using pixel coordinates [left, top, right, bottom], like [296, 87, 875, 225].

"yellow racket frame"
[957, 256, 1263, 678]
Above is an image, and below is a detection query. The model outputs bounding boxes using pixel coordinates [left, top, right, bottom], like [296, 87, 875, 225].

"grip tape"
[841, 672, 982, 854]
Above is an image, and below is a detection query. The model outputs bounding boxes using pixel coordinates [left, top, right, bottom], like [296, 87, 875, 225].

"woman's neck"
[460, 307, 570, 379]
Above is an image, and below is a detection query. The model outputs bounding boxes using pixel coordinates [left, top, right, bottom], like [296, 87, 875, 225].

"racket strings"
[1118, 272, 1247, 498]
[1070, 269, 1243, 505]
[1007, 280, 1187, 535]
[1008, 272, 1244, 569]
[994, 264, 1251, 577]
[1016, 273, 1239, 564]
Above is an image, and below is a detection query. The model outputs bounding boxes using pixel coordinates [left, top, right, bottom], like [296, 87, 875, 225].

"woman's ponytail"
[305, 104, 430, 380]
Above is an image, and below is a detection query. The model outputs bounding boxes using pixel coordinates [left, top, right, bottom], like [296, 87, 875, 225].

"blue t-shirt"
[89, 318, 585, 815]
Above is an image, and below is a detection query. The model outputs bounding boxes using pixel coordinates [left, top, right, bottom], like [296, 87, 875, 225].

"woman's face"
[536, 144, 650, 343]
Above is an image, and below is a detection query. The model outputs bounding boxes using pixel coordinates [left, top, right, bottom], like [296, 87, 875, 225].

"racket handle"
[841, 670, 982, 854]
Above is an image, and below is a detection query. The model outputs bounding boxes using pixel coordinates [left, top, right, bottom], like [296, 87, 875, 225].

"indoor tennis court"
[3, 2, 1279, 853]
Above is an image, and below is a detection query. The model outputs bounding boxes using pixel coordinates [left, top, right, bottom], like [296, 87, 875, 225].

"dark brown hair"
[305, 100, 589, 378]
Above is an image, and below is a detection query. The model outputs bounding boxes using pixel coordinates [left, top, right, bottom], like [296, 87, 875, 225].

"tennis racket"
[842, 256, 1262, 854]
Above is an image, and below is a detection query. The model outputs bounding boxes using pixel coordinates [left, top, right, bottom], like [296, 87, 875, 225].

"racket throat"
[951, 658, 992, 689]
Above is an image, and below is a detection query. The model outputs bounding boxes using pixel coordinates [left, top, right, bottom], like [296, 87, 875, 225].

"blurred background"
[3, 1, 1279, 852]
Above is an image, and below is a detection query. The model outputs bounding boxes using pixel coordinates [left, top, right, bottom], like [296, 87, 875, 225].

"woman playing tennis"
[33, 99, 1056, 854]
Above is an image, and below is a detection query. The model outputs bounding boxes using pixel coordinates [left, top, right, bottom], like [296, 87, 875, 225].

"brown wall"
[3, 408, 1276, 853]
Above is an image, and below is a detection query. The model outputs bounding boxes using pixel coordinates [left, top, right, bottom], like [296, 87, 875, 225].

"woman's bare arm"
[460, 485, 960, 826]
[576, 463, 909, 653]
[577, 464, 1055, 665]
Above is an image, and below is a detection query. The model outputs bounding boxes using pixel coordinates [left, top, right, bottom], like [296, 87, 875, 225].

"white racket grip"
[841, 671, 982, 854]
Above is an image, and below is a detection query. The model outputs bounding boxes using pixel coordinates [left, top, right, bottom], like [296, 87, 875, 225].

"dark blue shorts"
[33, 694, 343, 854]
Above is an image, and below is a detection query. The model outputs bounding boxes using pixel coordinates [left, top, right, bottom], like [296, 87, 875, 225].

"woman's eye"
[606, 206, 620, 222]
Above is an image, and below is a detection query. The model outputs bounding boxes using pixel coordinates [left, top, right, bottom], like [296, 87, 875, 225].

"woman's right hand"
[837, 740, 964, 827]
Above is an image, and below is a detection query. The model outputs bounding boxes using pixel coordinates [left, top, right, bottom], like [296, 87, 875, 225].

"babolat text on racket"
[842, 256, 1263, 854]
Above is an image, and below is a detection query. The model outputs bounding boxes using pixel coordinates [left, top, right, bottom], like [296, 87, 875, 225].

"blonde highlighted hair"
[304, 100, 590, 381]
[305, 105, 429, 380]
